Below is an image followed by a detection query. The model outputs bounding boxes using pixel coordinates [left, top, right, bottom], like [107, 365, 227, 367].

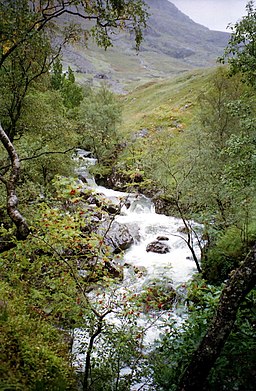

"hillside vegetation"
[120, 67, 214, 134]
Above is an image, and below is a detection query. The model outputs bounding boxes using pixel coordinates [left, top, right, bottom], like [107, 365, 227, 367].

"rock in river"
[146, 240, 170, 254]
[98, 219, 134, 254]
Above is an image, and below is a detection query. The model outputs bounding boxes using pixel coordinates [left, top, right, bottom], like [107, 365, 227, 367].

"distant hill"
[60, 0, 229, 92]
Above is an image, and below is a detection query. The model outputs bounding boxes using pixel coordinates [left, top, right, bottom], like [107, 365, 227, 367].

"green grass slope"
[120, 67, 214, 135]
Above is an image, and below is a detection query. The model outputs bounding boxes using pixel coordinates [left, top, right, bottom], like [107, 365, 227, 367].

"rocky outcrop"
[80, 192, 121, 215]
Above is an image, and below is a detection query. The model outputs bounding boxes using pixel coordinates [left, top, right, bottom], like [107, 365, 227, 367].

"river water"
[75, 149, 199, 289]
[73, 150, 201, 387]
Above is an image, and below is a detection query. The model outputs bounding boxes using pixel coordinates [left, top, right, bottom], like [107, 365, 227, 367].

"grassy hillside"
[120, 67, 214, 135]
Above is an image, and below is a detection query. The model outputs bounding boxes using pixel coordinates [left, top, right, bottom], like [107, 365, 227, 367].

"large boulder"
[98, 219, 134, 254]
[146, 240, 170, 254]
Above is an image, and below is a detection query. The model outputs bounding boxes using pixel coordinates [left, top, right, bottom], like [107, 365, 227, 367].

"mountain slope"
[120, 67, 214, 135]
[60, 0, 229, 92]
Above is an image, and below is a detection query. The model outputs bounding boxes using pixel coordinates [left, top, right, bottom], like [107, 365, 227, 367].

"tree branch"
[0, 147, 77, 173]
[0, 123, 30, 243]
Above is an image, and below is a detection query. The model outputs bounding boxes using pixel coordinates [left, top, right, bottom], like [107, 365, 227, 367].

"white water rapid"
[75, 149, 199, 289]
[73, 150, 201, 387]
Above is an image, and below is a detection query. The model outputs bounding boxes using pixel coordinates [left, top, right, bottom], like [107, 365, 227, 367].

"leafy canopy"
[219, 0, 256, 87]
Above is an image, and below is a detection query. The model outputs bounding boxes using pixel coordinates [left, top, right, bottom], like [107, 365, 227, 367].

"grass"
[119, 67, 215, 135]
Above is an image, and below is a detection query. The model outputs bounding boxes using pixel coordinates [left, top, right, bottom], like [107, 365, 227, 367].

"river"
[73, 149, 201, 389]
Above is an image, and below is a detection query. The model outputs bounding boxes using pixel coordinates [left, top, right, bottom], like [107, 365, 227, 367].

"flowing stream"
[73, 150, 201, 386]
[75, 149, 199, 288]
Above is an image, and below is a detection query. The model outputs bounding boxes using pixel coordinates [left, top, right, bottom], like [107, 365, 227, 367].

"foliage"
[51, 57, 66, 90]
[0, 176, 153, 390]
[202, 223, 256, 283]
[15, 89, 79, 195]
[151, 278, 256, 391]
[76, 289, 152, 391]
[0, 0, 148, 250]
[1, 1, 256, 387]
[150, 278, 221, 390]
[0, 19, 52, 141]
[208, 290, 256, 391]
[0, 280, 77, 391]
[78, 84, 122, 166]
[0, 0, 148, 65]
[202, 226, 244, 283]
[172, 69, 256, 251]
[51, 59, 84, 110]
[219, 0, 256, 87]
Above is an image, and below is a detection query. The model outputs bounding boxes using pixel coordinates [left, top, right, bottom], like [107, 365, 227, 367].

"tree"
[219, 0, 256, 87]
[176, 4, 256, 387]
[17, 89, 79, 193]
[185, 68, 246, 230]
[61, 67, 84, 109]
[178, 247, 256, 391]
[0, 29, 53, 142]
[0, 0, 148, 251]
[177, 68, 255, 282]
[78, 84, 122, 167]
[50, 57, 65, 90]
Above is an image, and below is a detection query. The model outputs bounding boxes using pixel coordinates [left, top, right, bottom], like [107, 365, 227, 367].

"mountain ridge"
[60, 0, 229, 92]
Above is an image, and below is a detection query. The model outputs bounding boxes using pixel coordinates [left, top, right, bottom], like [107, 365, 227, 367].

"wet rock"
[78, 258, 123, 283]
[105, 170, 130, 191]
[78, 174, 87, 183]
[104, 260, 123, 280]
[98, 219, 134, 254]
[81, 193, 120, 215]
[153, 196, 174, 215]
[102, 203, 120, 215]
[156, 236, 169, 241]
[146, 240, 170, 254]
[122, 222, 140, 243]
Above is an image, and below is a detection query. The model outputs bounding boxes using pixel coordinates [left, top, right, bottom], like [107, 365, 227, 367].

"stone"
[98, 219, 134, 254]
[156, 235, 169, 241]
[146, 240, 170, 254]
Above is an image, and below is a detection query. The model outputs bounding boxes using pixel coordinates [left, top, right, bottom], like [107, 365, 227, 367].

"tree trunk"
[0, 123, 29, 249]
[178, 245, 256, 391]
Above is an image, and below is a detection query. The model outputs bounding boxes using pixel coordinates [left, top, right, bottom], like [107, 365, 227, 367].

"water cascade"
[73, 149, 201, 387]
